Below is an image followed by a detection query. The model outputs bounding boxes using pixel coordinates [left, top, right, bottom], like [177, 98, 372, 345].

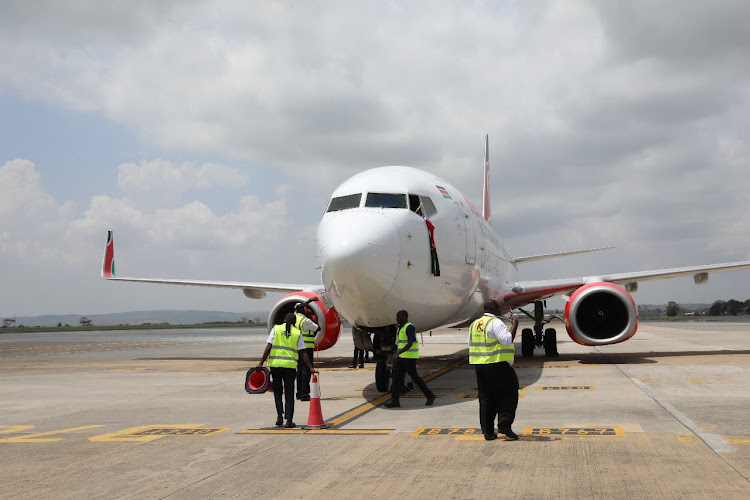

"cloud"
[1, 1, 750, 315]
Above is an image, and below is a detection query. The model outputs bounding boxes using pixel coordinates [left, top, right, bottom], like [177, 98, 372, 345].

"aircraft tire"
[375, 358, 390, 392]
[521, 328, 534, 357]
[544, 328, 559, 357]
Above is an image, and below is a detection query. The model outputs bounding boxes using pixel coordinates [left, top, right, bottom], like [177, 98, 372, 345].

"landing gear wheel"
[375, 358, 390, 392]
[544, 328, 559, 357]
[521, 328, 534, 357]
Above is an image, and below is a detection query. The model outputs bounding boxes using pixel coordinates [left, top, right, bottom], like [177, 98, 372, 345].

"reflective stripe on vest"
[468, 315, 514, 365]
[397, 322, 419, 359]
[296, 313, 316, 349]
[268, 324, 301, 368]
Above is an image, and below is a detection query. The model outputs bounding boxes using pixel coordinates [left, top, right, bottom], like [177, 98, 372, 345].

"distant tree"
[709, 300, 726, 316]
[726, 299, 744, 316]
[665, 301, 680, 317]
[79, 317, 92, 326]
[3, 318, 16, 328]
[744, 299, 750, 315]
[57, 322, 62, 327]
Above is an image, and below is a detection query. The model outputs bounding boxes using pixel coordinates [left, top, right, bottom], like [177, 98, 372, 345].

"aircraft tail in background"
[482, 134, 491, 222]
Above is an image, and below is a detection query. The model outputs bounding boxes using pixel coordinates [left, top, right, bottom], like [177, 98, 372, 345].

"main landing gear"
[519, 301, 561, 357]
[352, 324, 397, 392]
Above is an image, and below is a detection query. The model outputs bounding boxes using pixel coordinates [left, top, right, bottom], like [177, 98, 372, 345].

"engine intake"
[564, 282, 638, 346]
[267, 291, 342, 350]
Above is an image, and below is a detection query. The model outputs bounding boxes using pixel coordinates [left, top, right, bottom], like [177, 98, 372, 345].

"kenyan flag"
[436, 185, 452, 200]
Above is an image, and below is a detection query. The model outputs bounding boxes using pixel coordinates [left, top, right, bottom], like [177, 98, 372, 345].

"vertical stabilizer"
[102, 230, 116, 278]
[481, 134, 491, 222]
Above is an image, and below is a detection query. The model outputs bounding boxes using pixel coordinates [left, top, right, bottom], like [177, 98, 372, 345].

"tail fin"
[481, 134, 490, 222]
[101, 230, 116, 278]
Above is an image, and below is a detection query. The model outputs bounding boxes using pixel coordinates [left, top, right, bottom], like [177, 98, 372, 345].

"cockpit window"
[420, 196, 437, 217]
[326, 193, 362, 212]
[365, 192, 407, 209]
[408, 194, 438, 217]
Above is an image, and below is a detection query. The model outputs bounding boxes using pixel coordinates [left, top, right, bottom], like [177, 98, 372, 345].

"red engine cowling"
[564, 282, 639, 346]
[267, 291, 342, 351]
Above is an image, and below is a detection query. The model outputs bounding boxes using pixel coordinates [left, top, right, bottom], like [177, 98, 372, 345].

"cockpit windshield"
[408, 195, 438, 217]
[326, 193, 362, 212]
[365, 193, 407, 209]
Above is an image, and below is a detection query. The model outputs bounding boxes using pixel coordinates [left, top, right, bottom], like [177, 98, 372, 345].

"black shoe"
[348, 365, 356, 369]
[285, 421, 296, 428]
[275, 416, 283, 426]
[358, 364, 364, 368]
[384, 400, 400, 408]
[498, 427, 518, 440]
[484, 433, 497, 441]
[425, 395, 435, 406]
[300, 395, 310, 402]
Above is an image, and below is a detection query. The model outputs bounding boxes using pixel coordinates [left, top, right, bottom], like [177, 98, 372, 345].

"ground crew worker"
[468, 300, 520, 441]
[256, 312, 315, 428]
[385, 310, 436, 408]
[294, 302, 320, 401]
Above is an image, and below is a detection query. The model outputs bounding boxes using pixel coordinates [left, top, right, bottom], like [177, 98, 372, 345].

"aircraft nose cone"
[318, 210, 400, 307]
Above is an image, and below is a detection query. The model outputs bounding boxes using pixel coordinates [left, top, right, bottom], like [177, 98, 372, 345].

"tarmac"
[1, 320, 749, 499]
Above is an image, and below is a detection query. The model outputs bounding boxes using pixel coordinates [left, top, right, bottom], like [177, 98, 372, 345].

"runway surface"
[1, 321, 749, 499]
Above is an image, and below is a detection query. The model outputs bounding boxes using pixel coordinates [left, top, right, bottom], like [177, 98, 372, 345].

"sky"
[2, 0, 750, 317]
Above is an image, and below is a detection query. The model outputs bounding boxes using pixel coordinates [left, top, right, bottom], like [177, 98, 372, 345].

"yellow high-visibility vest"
[295, 313, 316, 349]
[268, 324, 301, 368]
[397, 322, 419, 359]
[468, 315, 514, 365]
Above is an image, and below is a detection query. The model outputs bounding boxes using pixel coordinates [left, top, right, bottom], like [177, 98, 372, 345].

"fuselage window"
[420, 196, 437, 217]
[365, 192, 407, 209]
[326, 193, 362, 212]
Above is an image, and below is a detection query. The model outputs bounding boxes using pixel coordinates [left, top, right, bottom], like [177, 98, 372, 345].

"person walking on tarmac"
[294, 301, 320, 401]
[256, 312, 315, 428]
[384, 310, 436, 408]
[468, 300, 520, 441]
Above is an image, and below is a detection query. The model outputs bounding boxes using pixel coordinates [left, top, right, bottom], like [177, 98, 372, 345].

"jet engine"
[267, 291, 342, 350]
[564, 282, 638, 346]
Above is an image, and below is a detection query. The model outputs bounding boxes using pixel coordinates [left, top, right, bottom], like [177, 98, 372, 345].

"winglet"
[481, 134, 491, 222]
[102, 230, 115, 278]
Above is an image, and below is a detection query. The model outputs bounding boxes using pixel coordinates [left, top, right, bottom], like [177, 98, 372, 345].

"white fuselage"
[316, 166, 518, 331]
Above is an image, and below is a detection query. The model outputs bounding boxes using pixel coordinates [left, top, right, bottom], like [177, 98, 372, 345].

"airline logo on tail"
[102, 230, 116, 278]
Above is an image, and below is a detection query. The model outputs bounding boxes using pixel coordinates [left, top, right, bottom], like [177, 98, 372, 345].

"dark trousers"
[296, 348, 314, 397]
[390, 357, 435, 403]
[270, 366, 297, 421]
[474, 361, 519, 435]
[352, 347, 365, 367]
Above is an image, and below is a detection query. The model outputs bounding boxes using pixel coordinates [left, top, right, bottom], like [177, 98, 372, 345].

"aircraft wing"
[502, 260, 750, 309]
[101, 231, 316, 299]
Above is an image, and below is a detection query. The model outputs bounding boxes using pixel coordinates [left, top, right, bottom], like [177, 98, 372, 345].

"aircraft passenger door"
[462, 205, 476, 265]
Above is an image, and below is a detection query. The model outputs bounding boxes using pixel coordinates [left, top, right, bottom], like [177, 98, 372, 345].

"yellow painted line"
[517, 365, 599, 369]
[523, 427, 624, 437]
[307, 429, 393, 435]
[538, 386, 594, 390]
[726, 439, 750, 444]
[237, 429, 308, 434]
[237, 429, 393, 435]
[90, 425, 227, 442]
[677, 435, 701, 443]
[412, 427, 481, 436]
[326, 398, 388, 427]
[458, 393, 525, 399]
[357, 387, 455, 392]
[326, 358, 466, 428]
[0, 425, 104, 443]
[0, 425, 35, 434]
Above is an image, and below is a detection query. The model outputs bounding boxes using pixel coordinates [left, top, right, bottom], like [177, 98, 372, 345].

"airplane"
[101, 135, 750, 392]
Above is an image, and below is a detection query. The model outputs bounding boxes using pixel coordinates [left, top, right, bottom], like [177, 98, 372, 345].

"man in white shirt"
[468, 300, 519, 440]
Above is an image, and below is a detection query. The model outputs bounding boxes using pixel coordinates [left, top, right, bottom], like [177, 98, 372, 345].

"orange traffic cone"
[302, 373, 327, 429]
